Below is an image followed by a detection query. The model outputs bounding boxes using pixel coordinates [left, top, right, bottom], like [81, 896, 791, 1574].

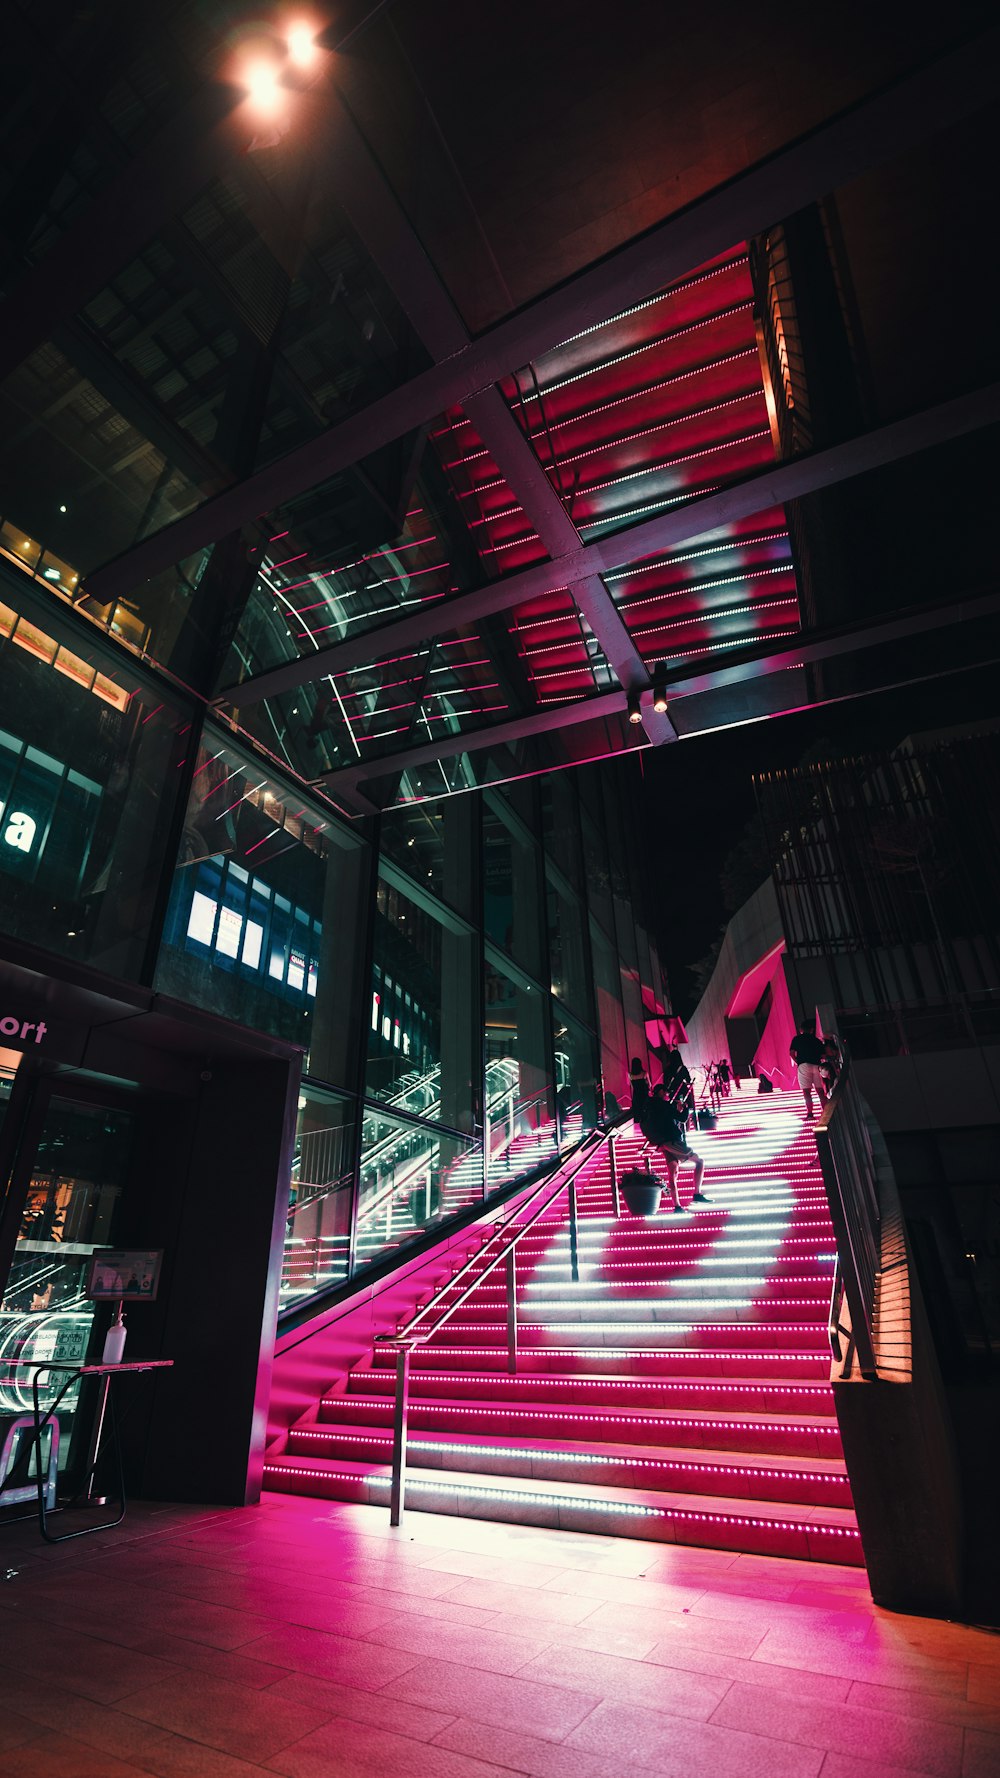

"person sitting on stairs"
[638, 1083, 708, 1211]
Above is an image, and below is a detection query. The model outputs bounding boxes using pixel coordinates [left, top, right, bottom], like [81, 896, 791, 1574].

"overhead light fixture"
[243, 59, 284, 112]
[627, 690, 643, 725]
[652, 665, 668, 713]
[286, 23, 318, 65]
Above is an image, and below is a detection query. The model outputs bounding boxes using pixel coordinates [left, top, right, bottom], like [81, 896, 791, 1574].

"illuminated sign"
[0, 1012, 47, 1044]
[2, 809, 36, 852]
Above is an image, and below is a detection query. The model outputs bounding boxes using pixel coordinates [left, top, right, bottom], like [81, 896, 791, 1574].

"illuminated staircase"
[265, 1090, 862, 1564]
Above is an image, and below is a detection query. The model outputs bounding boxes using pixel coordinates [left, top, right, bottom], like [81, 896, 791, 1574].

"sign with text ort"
[0, 1010, 48, 1045]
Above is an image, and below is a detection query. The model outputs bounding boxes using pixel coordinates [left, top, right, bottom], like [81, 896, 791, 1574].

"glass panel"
[157, 728, 366, 1072]
[590, 922, 630, 1116]
[366, 875, 476, 1133]
[547, 870, 592, 1025]
[484, 952, 557, 1189]
[370, 709, 650, 808]
[553, 1004, 600, 1145]
[0, 1097, 132, 1474]
[280, 1086, 355, 1311]
[355, 1106, 483, 1269]
[0, 586, 188, 978]
[482, 784, 544, 979]
[581, 808, 614, 941]
[379, 794, 477, 924]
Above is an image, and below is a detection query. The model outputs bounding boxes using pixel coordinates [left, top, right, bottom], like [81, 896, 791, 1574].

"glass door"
[0, 1090, 134, 1471]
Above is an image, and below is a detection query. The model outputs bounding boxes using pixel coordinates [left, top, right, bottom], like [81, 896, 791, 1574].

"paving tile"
[0, 1613, 187, 1704]
[869, 1617, 1000, 1670]
[542, 1566, 705, 1611]
[752, 1626, 970, 1693]
[0, 1671, 175, 1761]
[846, 1678, 1000, 1734]
[263, 1669, 455, 1740]
[130, 1632, 291, 1689]
[434, 1714, 636, 1778]
[0, 1711, 45, 1753]
[418, 1548, 570, 1589]
[0, 1732, 155, 1778]
[237, 1622, 419, 1688]
[380, 1654, 600, 1741]
[265, 1715, 512, 1778]
[441, 1576, 600, 1623]
[521, 1641, 732, 1719]
[568, 1697, 824, 1778]
[116, 1672, 332, 1763]
[711, 1679, 964, 1776]
[363, 1605, 555, 1672]
[969, 1667, 1000, 1707]
[963, 1729, 1000, 1777]
[134, 1736, 273, 1778]
[577, 1596, 766, 1657]
[818, 1756, 939, 1778]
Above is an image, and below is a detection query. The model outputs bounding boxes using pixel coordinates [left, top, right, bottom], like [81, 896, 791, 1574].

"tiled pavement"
[0, 1494, 997, 1777]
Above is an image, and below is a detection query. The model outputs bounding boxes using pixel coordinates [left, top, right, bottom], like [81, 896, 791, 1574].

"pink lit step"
[420, 1319, 832, 1352]
[284, 1427, 851, 1506]
[261, 1457, 862, 1563]
[346, 1369, 838, 1415]
[269, 1088, 858, 1563]
[320, 1397, 843, 1457]
[370, 1345, 832, 1378]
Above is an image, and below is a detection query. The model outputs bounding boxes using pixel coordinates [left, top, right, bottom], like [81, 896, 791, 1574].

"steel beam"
[219, 379, 1000, 708]
[82, 27, 1000, 603]
[314, 588, 1000, 791]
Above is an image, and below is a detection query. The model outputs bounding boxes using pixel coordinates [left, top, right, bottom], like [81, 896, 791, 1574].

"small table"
[29, 1359, 173, 1544]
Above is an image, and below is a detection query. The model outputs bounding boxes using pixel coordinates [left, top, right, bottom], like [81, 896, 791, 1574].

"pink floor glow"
[0, 1493, 997, 1777]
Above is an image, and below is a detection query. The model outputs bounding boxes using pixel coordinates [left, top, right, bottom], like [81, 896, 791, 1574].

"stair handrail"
[375, 1116, 626, 1524]
[813, 1033, 880, 1380]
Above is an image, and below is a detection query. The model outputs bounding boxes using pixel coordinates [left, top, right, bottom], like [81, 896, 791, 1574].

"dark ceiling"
[1, 1, 998, 815]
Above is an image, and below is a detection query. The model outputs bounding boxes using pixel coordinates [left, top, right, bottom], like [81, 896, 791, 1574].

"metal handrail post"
[568, 1180, 580, 1283]
[608, 1132, 620, 1217]
[506, 1247, 518, 1374]
[389, 1346, 411, 1526]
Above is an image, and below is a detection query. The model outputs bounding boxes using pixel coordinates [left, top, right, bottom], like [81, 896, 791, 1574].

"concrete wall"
[683, 878, 794, 1083]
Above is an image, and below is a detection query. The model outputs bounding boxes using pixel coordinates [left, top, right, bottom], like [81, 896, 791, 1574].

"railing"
[375, 1119, 623, 1524]
[814, 1040, 881, 1380]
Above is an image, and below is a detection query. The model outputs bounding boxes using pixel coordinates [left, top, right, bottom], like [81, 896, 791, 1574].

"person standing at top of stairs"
[789, 1023, 829, 1121]
[628, 1057, 650, 1119]
[638, 1083, 708, 1211]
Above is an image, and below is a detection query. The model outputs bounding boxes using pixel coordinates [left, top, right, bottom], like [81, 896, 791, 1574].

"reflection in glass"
[552, 1003, 600, 1145]
[547, 867, 592, 1026]
[0, 588, 186, 978]
[366, 875, 475, 1134]
[158, 728, 366, 1065]
[280, 1087, 355, 1310]
[484, 952, 556, 1188]
[0, 1098, 132, 1472]
[355, 1106, 483, 1268]
[482, 785, 544, 979]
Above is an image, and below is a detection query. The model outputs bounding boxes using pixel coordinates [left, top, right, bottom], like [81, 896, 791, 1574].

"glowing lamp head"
[627, 689, 643, 725]
[243, 59, 284, 112]
[287, 22, 318, 64]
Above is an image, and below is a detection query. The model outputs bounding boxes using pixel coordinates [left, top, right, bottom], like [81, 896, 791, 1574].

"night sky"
[636, 663, 1000, 1020]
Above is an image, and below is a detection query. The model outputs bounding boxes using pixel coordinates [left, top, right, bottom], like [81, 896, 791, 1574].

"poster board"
[85, 1249, 163, 1302]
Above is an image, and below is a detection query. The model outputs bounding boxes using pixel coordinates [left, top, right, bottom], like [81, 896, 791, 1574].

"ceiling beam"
[314, 588, 1000, 793]
[218, 378, 1000, 708]
[276, 87, 672, 736]
[82, 25, 1000, 604]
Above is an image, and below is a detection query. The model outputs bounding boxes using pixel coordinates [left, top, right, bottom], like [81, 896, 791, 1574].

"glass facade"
[0, 1092, 132, 1473]
[0, 553, 668, 1322]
